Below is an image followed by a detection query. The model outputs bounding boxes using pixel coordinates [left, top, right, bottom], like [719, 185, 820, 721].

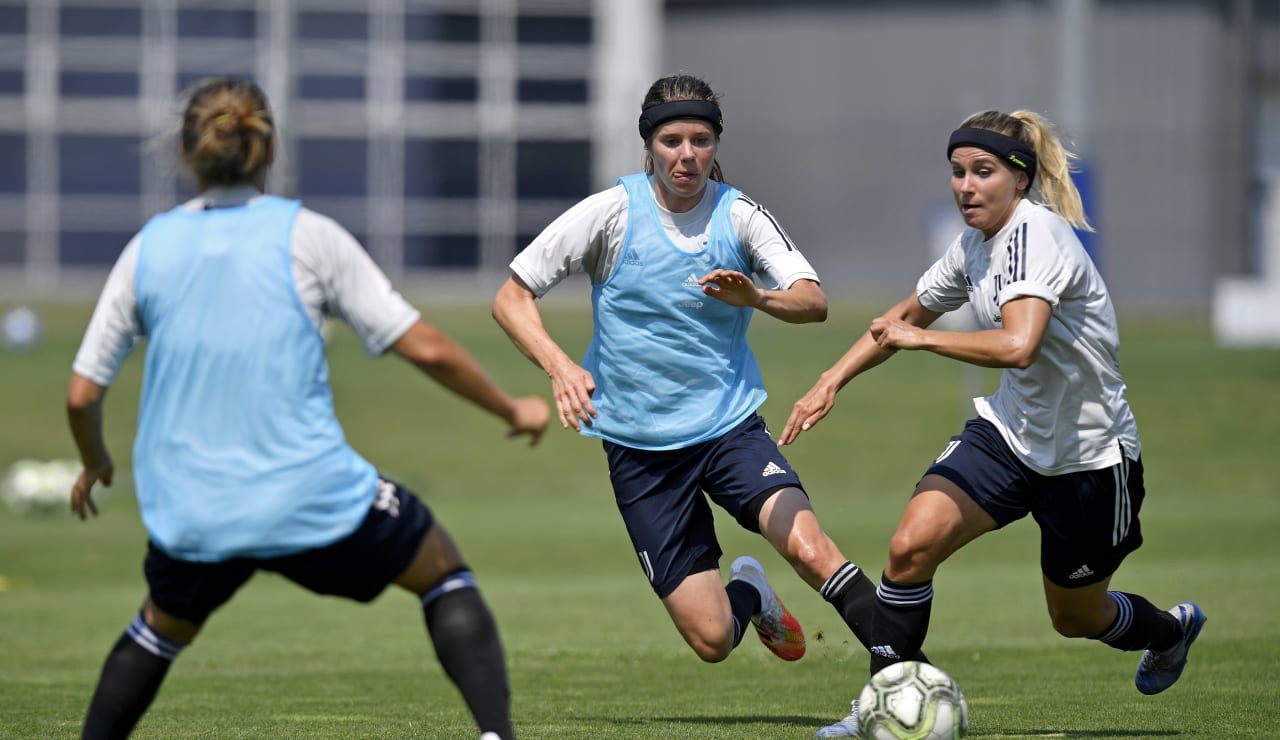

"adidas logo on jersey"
[1068, 564, 1095, 580]
[762, 461, 786, 477]
[682, 273, 701, 288]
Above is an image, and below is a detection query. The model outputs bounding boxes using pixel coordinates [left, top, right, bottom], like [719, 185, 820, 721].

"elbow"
[811, 299, 829, 323]
[1005, 340, 1040, 370]
[66, 376, 104, 418]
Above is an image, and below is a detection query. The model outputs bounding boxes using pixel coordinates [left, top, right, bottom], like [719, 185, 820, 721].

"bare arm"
[492, 275, 597, 432]
[779, 293, 941, 445]
[870, 295, 1050, 369]
[699, 273, 828, 324]
[390, 319, 549, 446]
[66, 373, 113, 520]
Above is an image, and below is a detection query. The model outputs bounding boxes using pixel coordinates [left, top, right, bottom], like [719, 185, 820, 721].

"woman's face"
[950, 146, 1028, 239]
[648, 119, 717, 213]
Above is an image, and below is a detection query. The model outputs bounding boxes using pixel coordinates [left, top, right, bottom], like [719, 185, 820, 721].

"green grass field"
[2, 300, 1278, 738]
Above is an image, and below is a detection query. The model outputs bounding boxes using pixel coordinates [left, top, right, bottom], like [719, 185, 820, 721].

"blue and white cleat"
[815, 699, 860, 738]
[1135, 601, 1206, 695]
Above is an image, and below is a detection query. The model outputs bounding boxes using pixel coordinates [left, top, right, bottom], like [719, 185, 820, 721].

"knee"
[886, 530, 938, 580]
[687, 634, 734, 663]
[677, 620, 734, 662]
[782, 541, 827, 579]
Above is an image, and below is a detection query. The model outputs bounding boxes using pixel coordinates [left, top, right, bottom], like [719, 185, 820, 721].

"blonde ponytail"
[1009, 110, 1093, 232]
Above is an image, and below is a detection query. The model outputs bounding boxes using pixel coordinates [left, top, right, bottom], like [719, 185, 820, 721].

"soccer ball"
[858, 661, 969, 739]
[1, 459, 81, 514]
[1, 305, 43, 353]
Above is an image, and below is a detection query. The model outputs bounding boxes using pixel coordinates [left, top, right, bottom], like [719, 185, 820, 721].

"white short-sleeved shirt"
[510, 178, 819, 295]
[916, 199, 1141, 476]
[73, 186, 420, 386]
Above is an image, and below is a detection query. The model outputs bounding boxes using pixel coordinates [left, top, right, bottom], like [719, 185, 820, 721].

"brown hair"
[181, 78, 275, 187]
[958, 109, 1093, 232]
[640, 74, 726, 183]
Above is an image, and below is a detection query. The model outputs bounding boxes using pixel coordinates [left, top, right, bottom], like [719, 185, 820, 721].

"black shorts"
[145, 477, 434, 624]
[603, 413, 806, 598]
[925, 417, 1144, 588]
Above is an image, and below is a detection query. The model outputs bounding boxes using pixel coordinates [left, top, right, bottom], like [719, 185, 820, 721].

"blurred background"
[0, 0, 1278, 339]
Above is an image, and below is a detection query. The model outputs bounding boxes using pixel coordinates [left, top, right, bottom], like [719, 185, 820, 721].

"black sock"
[82, 614, 185, 740]
[422, 571, 514, 740]
[725, 579, 761, 648]
[869, 572, 933, 675]
[821, 562, 929, 663]
[1095, 591, 1181, 652]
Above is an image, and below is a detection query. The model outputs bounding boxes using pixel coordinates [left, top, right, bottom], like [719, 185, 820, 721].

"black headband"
[947, 127, 1037, 185]
[638, 100, 723, 140]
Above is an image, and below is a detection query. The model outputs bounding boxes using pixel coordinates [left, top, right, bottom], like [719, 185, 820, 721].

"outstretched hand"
[699, 270, 760, 308]
[70, 457, 113, 521]
[507, 395, 551, 446]
[778, 381, 839, 446]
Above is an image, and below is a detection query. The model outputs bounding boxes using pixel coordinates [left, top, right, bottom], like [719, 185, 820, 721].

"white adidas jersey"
[510, 177, 818, 296]
[916, 199, 1141, 476]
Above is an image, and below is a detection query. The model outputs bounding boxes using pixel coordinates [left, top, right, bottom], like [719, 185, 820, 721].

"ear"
[266, 136, 277, 165]
[1015, 170, 1030, 193]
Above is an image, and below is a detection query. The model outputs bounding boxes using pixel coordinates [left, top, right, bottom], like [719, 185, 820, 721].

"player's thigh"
[1033, 456, 1145, 589]
[143, 541, 255, 636]
[604, 441, 721, 598]
[394, 521, 465, 595]
[887, 476, 998, 579]
[269, 477, 434, 602]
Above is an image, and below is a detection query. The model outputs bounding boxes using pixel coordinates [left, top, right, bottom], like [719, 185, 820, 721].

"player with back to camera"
[66, 77, 549, 740]
[492, 73, 927, 687]
[778, 109, 1206, 738]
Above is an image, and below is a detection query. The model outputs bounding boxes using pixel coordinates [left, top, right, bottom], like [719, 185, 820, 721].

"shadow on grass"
[596, 716, 1182, 738]
[604, 714, 833, 727]
[968, 731, 1179, 738]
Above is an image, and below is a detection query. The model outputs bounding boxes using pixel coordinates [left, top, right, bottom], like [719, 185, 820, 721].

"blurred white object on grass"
[1, 459, 87, 514]
[1, 305, 44, 353]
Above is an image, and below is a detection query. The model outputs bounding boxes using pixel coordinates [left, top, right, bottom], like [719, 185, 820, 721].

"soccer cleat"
[729, 555, 806, 661]
[815, 699, 861, 738]
[1135, 601, 1206, 695]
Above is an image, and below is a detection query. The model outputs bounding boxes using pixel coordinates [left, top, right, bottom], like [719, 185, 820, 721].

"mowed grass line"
[1, 301, 1277, 738]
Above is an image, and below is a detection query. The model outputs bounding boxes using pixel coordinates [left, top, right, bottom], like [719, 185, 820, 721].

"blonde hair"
[640, 74, 726, 183]
[181, 78, 275, 186]
[959, 109, 1093, 232]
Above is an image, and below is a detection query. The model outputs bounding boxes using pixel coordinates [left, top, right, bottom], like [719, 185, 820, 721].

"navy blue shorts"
[925, 417, 1144, 588]
[144, 477, 434, 624]
[603, 413, 806, 598]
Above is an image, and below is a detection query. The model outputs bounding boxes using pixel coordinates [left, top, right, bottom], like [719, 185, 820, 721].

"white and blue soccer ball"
[858, 661, 969, 740]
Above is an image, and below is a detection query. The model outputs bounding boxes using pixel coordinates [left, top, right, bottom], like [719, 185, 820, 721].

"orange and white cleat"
[729, 555, 806, 661]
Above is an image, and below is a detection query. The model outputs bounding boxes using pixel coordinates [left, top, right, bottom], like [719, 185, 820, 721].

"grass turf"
[1, 300, 1277, 738]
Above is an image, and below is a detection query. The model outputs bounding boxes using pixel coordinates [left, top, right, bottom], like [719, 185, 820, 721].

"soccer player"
[779, 109, 1206, 737]
[66, 77, 549, 740]
[493, 73, 921, 680]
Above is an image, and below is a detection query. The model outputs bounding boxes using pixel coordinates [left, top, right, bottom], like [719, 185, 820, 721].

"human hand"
[778, 382, 839, 445]
[70, 456, 113, 521]
[699, 270, 760, 308]
[506, 395, 551, 447]
[548, 361, 597, 431]
[870, 316, 925, 351]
